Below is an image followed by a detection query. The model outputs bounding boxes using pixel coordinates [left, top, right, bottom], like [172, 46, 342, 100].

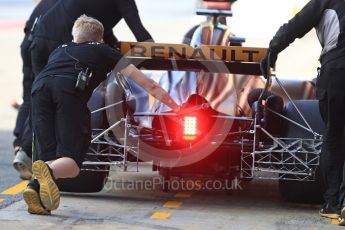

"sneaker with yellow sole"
[13, 149, 32, 180]
[23, 180, 50, 215]
[32, 160, 60, 211]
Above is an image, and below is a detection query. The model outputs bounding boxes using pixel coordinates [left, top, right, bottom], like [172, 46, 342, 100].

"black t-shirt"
[32, 41, 130, 101]
[35, 0, 139, 43]
[24, 0, 58, 34]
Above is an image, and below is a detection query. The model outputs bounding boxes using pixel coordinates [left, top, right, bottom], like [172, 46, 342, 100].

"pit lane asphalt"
[0, 129, 23, 209]
[0, 164, 341, 230]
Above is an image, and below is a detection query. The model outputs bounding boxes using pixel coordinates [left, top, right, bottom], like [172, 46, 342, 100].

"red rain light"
[183, 116, 197, 140]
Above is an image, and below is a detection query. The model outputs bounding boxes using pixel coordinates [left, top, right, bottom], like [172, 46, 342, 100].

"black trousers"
[32, 77, 91, 168]
[13, 36, 33, 155]
[317, 66, 345, 206]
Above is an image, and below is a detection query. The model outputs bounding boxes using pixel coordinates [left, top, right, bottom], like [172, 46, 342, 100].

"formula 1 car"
[56, 0, 324, 204]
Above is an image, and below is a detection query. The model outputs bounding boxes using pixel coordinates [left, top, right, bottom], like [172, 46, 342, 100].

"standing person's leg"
[14, 36, 59, 178]
[319, 67, 345, 219]
[13, 118, 33, 179]
[13, 36, 33, 149]
[20, 118, 33, 158]
[12, 36, 34, 180]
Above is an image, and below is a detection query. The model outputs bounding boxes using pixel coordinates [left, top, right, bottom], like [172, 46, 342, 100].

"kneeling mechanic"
[23, 14, 180, 215]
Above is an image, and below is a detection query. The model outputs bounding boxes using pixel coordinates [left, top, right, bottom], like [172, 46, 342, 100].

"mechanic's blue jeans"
[317, 67, 345, 206]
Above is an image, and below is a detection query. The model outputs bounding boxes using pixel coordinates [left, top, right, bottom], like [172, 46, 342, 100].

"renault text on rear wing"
[118, 42, 268, 75]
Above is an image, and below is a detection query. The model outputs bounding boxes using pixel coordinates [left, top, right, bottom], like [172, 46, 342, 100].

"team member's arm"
[120, 64, 179, 112]
[269, 0, 326, 54]
[115, 0, 154, 42]
[123, 12, 154, 42]
[261, 0, 326, 77]
[103, 30, 118, 48]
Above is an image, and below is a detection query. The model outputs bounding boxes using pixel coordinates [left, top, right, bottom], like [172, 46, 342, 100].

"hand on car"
[173, 105, 182, 113]
[260, 50, 277, 79]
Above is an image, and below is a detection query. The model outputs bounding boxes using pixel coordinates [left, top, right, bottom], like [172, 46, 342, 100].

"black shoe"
[319, 203, 340, 219]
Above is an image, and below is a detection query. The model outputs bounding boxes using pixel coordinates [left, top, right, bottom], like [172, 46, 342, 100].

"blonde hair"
[72, 15, 104, 43]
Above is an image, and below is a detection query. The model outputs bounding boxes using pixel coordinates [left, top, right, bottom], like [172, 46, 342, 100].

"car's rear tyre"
[56, 86, 110, 193]
[278, 100, 325, 203]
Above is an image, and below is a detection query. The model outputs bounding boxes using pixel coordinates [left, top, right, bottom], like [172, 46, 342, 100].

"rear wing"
[118, 42, 267, 75]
